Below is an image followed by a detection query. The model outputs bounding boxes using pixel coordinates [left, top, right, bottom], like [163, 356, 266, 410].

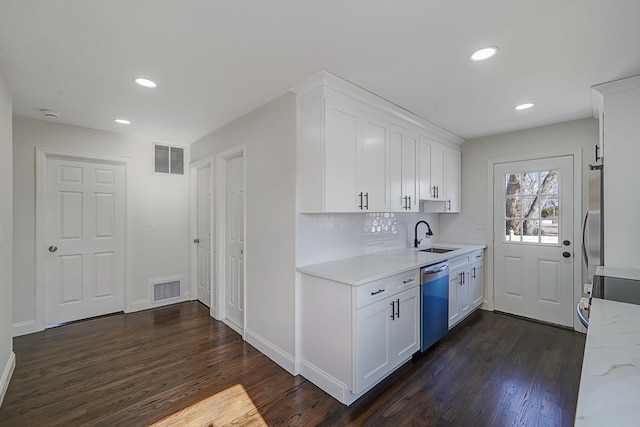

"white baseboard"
[0, 351, 16, 407]
[129, 295, 190, 313]
[244, 328, 296, 376]
[12, 320, 39, 337]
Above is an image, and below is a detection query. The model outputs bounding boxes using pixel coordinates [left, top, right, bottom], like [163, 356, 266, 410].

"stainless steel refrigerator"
[582, 163, 604, 284]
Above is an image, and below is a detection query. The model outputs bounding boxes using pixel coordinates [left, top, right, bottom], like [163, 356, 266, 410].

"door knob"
[48, 245, 58, 253]
[562, 251, 571, 258]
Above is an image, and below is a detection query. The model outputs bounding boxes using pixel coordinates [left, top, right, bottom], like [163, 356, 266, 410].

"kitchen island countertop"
[575, 298, 640, 426]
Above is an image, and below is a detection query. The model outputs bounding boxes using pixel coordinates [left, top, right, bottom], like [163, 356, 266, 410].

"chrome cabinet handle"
[396, 298, 400, 318]
[408, 196, 411, 210]
[402, 278, 415, 284]
[371, 289, 385, 296]
[358, 192, 363, 210]
[364, 192, 369, 210]
[447, 199, 451, 211]
[48, 245, 58, 253]
[390, 301, 395, 320]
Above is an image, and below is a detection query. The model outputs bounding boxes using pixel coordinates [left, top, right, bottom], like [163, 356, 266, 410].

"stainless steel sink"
[419, 247, 458, 254]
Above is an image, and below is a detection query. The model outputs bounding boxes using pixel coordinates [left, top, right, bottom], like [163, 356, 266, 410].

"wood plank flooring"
[0, 302, 585, 426]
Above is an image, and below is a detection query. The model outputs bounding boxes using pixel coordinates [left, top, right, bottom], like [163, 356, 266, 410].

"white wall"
[601, 85, 640, 269]
[190, 93, 297, 373]
[13, 118, 190, 335]
[0, 64, 15, 406]
[439, 118, 598, 311]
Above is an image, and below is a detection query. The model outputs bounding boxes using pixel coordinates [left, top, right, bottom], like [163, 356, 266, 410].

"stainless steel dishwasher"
[421, 261, 449, 352]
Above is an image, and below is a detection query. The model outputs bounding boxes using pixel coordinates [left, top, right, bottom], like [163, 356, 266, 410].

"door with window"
[493, 156, 574, 327]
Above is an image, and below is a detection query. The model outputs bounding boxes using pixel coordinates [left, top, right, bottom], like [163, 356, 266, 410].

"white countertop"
[595, 265, 640, 281]
[575, 298, 640, 426]
[296, 243, 486, 286]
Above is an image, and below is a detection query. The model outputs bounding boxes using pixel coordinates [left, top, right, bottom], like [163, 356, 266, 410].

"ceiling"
[0, 1, 639, 144]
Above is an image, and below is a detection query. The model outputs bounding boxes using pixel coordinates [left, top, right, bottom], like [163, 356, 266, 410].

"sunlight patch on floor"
[151, 383, 267, 426]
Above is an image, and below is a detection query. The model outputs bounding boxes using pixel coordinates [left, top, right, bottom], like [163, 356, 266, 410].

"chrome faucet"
[414, 220, 434, 248]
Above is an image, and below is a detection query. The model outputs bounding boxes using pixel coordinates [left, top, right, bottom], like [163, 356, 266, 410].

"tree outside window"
[504, 170, 559, 244]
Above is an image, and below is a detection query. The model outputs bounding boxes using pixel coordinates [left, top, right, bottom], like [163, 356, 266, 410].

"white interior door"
[225, 155, 244, 330]
[196, 165, 213, 307]
[493, 156, 574, 327]
[45, 157, 125, 326]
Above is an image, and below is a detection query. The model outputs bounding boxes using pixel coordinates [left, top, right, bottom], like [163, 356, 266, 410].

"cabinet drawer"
[356, 270, 419, 309]
[448, 254, 470, 271]
[471, 250, 484, 264]
[395, 271, 420, 292]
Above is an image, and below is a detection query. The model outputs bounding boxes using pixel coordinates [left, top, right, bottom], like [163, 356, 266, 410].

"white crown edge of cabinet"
[591, 74, 640, 117]
[289, 70, 465, 147]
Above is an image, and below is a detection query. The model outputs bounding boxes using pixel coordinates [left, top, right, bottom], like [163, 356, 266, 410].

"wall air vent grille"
[152, 279, 181, 303]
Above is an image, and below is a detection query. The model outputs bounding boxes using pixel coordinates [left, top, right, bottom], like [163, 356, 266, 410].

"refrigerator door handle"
[581, 209, 589, 271]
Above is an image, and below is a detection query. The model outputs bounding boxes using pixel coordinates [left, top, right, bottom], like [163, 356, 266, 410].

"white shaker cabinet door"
[324, 97, 361, 212]
[361, 113, 390, 212]
[392, 287, 420, 362]
[445, 148, 461, 212]
[470, 262, 484, 308]
[355, 297, 393, 394]
[448, 272, 460, 328]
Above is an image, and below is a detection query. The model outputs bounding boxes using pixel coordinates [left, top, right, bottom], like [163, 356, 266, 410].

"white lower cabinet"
[300, 270, 420, 405]
[356, 286, 420, 394]
[448, 250, 485, 329]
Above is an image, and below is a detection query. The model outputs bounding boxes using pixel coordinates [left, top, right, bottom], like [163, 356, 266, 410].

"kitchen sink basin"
[419, 247, 458, 254]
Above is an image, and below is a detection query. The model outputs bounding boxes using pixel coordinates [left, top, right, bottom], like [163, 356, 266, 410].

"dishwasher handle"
[423, 263, 448, 275]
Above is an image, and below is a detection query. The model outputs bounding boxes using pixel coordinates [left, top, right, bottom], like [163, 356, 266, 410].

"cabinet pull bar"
[370, 289, 385, 296]
[396, 298, 400, 317]
[402, 278, 415, 284]
[365, 192, 369, 209]
[408, 196, 411, 210]
[358, 192, 363, 210]
[595, 144, 601, 162]
[390, 301, 395, 320]
[447, 199, 451, 211]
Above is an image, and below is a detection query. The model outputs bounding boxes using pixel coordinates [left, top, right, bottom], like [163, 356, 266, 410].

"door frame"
[215, 145, 247, 337]
[488, 149, 583, 329]
[35, 148, 132, 331]
[188, 156, 214, 313]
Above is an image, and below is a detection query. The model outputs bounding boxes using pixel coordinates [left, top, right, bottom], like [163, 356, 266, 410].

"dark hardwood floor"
[0, 302, 585, 426]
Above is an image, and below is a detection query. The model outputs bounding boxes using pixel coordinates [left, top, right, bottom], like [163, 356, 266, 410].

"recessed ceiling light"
[470, 47, 498, 61]
[114, 118, 132, 125]
[514, 102, 535, 111]
[134, 77, 157, 88]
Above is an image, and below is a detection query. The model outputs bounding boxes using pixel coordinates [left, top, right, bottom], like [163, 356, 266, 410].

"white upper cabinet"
[419, 136, 445, 201]
[445, 147, 461, 213]
[361, 113, 390, 212]
[324, 97, 361, 212]
[390, 125, 418, 212]
[292, 71, 463, 214]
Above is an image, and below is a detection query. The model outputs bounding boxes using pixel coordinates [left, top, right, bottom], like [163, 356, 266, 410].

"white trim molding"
[289, 70, 465, 147]
[245, 328, 296, 376]
[0, 351, 16, 407]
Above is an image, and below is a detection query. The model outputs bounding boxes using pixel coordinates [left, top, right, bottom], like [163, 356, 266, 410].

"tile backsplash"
[297, 211, 440, 266]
